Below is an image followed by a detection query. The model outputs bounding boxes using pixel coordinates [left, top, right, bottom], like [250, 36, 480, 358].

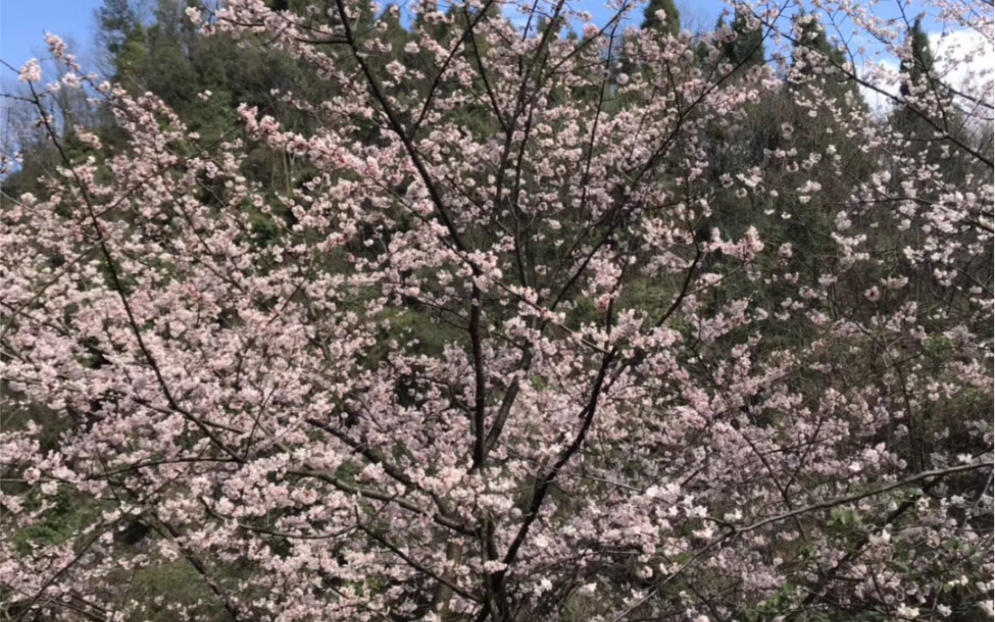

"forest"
[0, 0, 993, 620]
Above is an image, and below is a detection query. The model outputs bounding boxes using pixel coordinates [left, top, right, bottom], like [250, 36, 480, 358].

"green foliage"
[12, 487, 102, 554]
[617, 278, 673, 314]
[793, 12, 846, 69]
[373, 306, 463, 359]
[742, 582, 799, 622]
[790, 13, 864, 109]
[719, 13, 766, 70]
[96, 0, 138, 56]
[641, 0, 680, 37]
[118, 559, 229, 622]
[900, 17, 935, 98]
[115, 22, 150, 89]
[826, 506, 863, 528]
[893, 17, 951, 145]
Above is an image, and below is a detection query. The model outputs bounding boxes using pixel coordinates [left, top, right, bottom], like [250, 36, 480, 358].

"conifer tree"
[719, 13, 766, 70]
[95, 0, 137, 57]
[641, 0, 680, 37]
[900, 17, 935, 98]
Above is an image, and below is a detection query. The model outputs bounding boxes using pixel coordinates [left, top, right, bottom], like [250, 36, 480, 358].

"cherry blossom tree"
[1, 0, 992, 621]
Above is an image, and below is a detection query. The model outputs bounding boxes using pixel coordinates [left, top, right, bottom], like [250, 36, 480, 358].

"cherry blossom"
[1, 0, 992, 620]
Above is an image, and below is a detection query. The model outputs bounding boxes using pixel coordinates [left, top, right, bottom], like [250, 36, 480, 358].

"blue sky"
[2, 0, 102, 71]
[8, 0, 911, 73]
[2, 0, 732, 71]
[0, 0, 729, 82]
[1, 0, 989, 114]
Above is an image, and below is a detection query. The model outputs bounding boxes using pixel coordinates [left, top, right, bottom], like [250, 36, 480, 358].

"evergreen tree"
[792, 12, 846, 73]
[379, 4, 411, 61]
[145, 1, 199, 113]
[96, 0, 137, 57]
[893, 18, 958, 171]
[899, 17, 935, 98]
[641, 0, 680, 38]
[412, 0, 448, 44]
[114, 22, 149, 89]
[720, 13, 766, 70]
[790, 12, 862, 107]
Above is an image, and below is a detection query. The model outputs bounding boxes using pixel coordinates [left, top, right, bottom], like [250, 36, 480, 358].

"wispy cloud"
[929, 28, 994, 117]
[858, 57, 902, 117]
[856, 28, 993, 120]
